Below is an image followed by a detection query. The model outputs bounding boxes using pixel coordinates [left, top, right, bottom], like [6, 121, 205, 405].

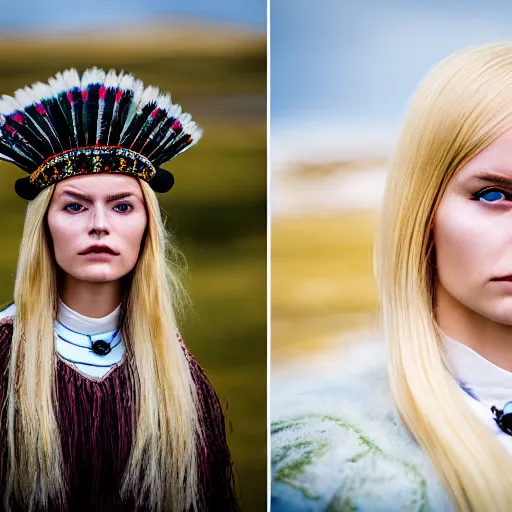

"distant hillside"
[0, 18, 265, 60]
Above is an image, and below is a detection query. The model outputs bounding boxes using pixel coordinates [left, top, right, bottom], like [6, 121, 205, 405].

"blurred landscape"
[0, 20, 266, 512]
[272, 155, 387, 368]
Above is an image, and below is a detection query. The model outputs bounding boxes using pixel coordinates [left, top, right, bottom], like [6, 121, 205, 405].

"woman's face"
[47, 174, 148, 284]
[434, 129, 512, 325]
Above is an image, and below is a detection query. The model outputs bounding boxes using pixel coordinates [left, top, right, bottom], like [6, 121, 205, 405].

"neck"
[436, 281, 512, 372]
[59, 274, 122, 318]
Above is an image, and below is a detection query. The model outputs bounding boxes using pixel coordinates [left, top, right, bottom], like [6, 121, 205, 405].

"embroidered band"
[29, 146, 157, 187]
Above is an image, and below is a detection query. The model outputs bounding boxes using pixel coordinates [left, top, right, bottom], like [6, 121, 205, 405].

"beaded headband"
[0, 68, 202, 200]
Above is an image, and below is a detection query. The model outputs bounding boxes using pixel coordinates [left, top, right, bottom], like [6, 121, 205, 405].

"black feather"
[23, 105, 60, 154]
[130, 109, 167, 153]
[107, 89, 133, 145]
[97, 88, 116, 145]
[41, 96, 71, 151]
[55, 91, 75, 147]
[0, 139, 35, 171]
[153, 134, 193, 167]
[83, 84, 100, 146]
[120, 102, 156, 148]
[141, 116, 175, 158]
[0, 126, 41, 164]
[145, 116, 179, 161]
[69, 88, 86, 147]
[5, 112, 53, 157]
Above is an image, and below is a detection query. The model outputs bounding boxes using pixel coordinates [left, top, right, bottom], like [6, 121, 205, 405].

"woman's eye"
[114, 203, 132, 213]
[475, 189, 510, 203]
[65, 203, 84, 212]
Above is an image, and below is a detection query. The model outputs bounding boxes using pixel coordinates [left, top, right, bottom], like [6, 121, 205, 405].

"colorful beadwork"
[29, 146, 156, 187]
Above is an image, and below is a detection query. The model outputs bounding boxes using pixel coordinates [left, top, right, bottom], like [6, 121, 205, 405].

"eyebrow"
[61, 191, 138, 203]
[470, 172, 512, 188]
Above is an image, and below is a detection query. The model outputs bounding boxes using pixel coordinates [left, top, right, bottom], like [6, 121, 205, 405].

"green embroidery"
[272, 414, 428, 510]
[271, 418, 303, 435]
[274, 438, 328, 500]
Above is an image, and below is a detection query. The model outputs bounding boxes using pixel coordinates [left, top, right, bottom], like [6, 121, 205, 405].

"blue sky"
[271, 0, 512, 155]
[0, 0, 266, 31]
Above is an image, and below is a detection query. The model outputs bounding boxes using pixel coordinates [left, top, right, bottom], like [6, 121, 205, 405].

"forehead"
[456, 129, 512, 180]
[54, 174, 143, 197]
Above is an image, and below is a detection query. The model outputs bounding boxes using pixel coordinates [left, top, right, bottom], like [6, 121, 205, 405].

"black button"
[91, 339, 112, 356]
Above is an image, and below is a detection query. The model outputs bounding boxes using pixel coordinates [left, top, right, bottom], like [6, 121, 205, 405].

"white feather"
[29, 82, 53, 102]
[62, 68, 80, 90]
[167, 104, 182, 119]
[81, 67, 106, 89]
[105, 68, 121, 89]
[0, 95, 17, 115]
[156, 93, 173, 111]
[120, 78, 145, 139]
[139, 86, 160, 110]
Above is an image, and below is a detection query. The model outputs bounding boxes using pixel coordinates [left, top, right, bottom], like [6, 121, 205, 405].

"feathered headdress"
[0, 67, 202, 200]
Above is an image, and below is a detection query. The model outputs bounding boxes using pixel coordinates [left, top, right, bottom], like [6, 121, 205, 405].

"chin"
[480, 301, 512, 326]
[73, 267, 123, 283]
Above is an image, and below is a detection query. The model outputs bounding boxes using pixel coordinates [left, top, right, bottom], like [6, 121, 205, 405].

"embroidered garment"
[272, 334, 512, 511]
[272, 336, 458, 512]
[0, 303, 239, 512]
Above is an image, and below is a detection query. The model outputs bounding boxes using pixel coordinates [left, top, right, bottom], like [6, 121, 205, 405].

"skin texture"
[434, 129, 512, 371]
[46, 174, 147, 318]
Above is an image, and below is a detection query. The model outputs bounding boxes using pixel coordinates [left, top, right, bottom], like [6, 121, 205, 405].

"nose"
[88, 204, 110, 237]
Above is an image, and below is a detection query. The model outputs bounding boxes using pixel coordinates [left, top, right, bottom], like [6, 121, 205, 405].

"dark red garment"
[0, 317, 240, 512]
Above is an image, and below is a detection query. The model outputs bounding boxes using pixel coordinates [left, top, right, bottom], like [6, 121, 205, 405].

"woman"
[272, 43, 512, 511]
[0, 68, 239, 511]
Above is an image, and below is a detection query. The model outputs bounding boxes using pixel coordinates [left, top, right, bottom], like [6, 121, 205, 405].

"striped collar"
[55, 320, 125, 380]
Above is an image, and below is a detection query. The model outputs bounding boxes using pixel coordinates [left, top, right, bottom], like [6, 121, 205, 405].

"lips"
[493, 276, 512, 282]
[79, 245, 118, 255]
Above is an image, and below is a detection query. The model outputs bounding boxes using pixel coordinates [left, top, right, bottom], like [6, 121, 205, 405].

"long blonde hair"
[375, 43, 512, 511]
[5, 179, 201, 511]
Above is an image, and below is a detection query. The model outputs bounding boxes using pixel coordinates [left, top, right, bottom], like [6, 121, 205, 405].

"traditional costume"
[0, 69, 239, 511]
[271, 335, 512, 511]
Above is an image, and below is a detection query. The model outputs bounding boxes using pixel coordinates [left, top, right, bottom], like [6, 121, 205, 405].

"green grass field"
[272, 212, 379, 364]
[0, 28, 266, 511]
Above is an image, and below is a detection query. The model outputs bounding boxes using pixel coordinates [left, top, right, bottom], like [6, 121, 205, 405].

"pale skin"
[434, 129, 512, 372]
[46, 174, 148, 318]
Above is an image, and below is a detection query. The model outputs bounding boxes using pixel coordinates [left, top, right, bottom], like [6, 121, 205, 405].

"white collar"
[57, 296, 121, 335]
[444, 335, 512, 408]
[55, 297, 125, 380]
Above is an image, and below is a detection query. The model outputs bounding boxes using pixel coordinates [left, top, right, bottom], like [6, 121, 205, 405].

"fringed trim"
[176, 332, 241, 512]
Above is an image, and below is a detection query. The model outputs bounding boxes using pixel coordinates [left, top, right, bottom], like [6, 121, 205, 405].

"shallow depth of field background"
[0, 4, 266, 511]
[271, 1, 512, 374]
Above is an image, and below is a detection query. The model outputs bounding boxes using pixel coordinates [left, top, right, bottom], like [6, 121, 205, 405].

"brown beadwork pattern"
[29, 146, 156, 187]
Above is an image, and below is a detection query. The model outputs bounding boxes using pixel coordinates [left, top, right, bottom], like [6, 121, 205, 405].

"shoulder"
[271, 335, 447, 511]
[0, 301, 15, 324]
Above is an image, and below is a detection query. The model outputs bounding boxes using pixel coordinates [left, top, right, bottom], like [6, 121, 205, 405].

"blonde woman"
[0, 69, 239, 511]
[272, 42, 512, 511]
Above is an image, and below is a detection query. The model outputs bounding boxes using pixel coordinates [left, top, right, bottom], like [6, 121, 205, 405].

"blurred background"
[0, 2, 266, 511]
[271, 1, 512, 374]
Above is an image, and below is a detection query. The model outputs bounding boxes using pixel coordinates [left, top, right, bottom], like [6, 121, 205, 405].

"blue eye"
[481, 190, 504, 202]
[65, 203, 84, 212]
[114, 203, 132, 213]
[476, 189, 508, 203]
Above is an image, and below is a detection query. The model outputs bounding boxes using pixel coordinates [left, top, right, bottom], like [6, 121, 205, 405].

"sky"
[271, 0, 512, 160]
[0, 0, 266, 31]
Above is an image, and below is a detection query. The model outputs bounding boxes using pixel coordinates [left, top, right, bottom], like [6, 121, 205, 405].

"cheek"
[434, 199, 508, 287]
[119, 216, 147, 262]
[48, 214, 81, 262]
